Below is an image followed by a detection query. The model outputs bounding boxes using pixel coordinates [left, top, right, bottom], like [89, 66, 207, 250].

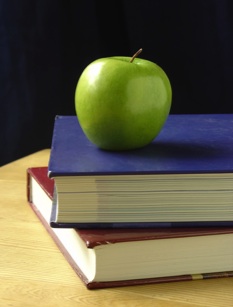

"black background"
[1, 0, 233, 165]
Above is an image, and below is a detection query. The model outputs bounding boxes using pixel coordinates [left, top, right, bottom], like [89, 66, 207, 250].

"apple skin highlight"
[75, 53, 172, 151]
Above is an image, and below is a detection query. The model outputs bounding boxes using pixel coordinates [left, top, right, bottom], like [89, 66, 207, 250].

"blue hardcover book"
[48, 114, 233, 228]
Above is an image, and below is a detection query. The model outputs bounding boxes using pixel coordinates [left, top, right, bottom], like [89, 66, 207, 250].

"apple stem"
[130, 48, 143, 63]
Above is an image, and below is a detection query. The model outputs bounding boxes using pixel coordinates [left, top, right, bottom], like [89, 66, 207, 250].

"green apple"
[75, 49, 172, 150]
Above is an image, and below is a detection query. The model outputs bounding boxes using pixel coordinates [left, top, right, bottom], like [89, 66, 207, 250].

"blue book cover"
[48, 114, 233, 176]
[47, 114, 233, 229]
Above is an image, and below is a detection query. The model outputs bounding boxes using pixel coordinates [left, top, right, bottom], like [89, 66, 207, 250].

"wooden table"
[1, 149, 233, 307]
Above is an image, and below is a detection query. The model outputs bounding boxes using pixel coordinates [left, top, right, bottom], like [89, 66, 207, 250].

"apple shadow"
[97, 136, 230, 173]
[110, 139, 224, 162]
[140, 140, 220, 160]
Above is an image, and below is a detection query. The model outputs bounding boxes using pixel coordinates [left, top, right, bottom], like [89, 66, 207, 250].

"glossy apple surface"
[75, 54, 172, 150]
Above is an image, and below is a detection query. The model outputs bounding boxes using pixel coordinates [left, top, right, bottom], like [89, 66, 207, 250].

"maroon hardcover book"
[27, 167, 233, 289]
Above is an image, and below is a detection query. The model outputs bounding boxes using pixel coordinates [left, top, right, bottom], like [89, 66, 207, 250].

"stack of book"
[27, 114, 233, 289]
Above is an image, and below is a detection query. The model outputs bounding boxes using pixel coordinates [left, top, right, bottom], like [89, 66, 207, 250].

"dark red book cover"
[27, 166, 233, 289]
